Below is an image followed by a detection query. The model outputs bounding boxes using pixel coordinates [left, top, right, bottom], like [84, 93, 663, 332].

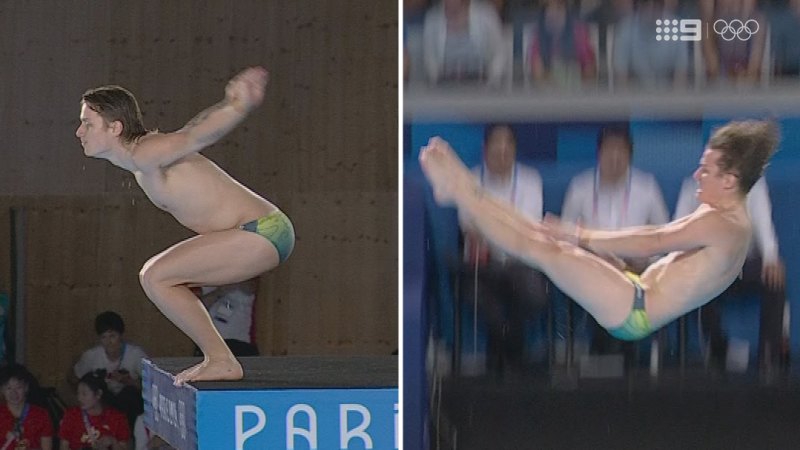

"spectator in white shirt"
[422, 0, 508, 87]
[458, 124, 548, 376]
[195, 278, 260, 357]
[70, 311, 148, 430]
[674, 175, 786, 378]
[561, 125, 669, 355]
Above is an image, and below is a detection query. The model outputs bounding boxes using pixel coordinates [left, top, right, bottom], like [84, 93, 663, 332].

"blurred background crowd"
[404, 0, 800, 91]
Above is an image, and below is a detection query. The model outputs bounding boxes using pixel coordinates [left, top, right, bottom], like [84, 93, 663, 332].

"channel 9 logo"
[655, 18, 760, 42]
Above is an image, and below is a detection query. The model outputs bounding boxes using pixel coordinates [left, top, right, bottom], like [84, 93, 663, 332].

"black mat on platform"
[152, 356, 397, 390]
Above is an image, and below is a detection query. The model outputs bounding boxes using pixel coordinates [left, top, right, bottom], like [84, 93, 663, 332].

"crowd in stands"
[404, 0, 800, 90]
[0, 277, 260, 449]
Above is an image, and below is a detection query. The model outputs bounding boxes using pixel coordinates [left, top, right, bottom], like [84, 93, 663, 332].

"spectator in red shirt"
[0, 364, 53, 450]
[59, 374, 129, 450]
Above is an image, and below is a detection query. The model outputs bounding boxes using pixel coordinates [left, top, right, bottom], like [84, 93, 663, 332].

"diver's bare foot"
[419, 137, 475, 205]
[173, 361, 206, 386]
[174, 357, 243, 386]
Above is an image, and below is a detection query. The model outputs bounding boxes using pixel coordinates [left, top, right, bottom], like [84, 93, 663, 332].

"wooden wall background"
[0, 1, 397, 397]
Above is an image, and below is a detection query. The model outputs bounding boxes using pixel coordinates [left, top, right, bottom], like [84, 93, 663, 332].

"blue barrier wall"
[403, 172, 429, 450]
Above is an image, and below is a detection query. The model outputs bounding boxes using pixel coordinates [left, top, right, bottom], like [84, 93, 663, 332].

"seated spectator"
[70, 312, 147, 430]
[561, 125, 669, 358]
[458, 124, 549, 376]
[59, 373, 129, 450]
[700, 0, 767, 85]
[0, 364, 54, 450]
[422, 0, 508, 87]
[528, 0, 596, 89]
[612, 0, 689, 89]
[194, 278, 260, 357]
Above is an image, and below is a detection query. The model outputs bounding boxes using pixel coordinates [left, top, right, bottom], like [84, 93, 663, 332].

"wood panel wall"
[0, 1, 397, 395]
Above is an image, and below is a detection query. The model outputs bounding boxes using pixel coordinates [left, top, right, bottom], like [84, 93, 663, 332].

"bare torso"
[639, 203, 752, 329]
[134, 150, 275, 234]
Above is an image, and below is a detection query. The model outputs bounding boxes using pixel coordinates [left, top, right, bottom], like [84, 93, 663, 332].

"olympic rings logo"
[713, 19, 759, 42]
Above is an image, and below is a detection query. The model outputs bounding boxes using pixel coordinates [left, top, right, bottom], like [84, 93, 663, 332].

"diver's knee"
[138, 260, 164, 297]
